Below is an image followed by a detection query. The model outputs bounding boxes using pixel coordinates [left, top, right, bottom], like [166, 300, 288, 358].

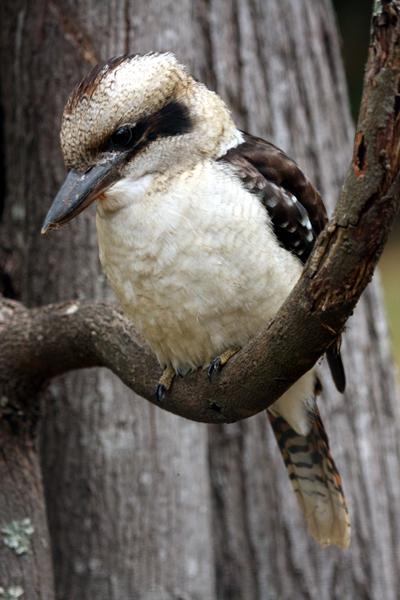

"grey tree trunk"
[1, 0, 400, 599]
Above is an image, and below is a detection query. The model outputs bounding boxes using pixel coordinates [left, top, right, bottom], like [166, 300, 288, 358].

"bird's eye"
[110, 126, 133, 149]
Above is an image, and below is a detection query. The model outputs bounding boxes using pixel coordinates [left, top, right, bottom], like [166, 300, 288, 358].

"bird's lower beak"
[41, 154, 123, 234]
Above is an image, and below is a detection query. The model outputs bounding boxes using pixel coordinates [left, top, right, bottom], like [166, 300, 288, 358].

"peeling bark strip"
[353, 131, 367, 177]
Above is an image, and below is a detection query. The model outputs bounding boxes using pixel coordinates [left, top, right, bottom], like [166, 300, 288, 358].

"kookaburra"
[42, 53, 350, 548]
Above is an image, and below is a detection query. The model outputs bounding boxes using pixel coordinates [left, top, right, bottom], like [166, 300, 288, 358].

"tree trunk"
[1, 0, 400, 599]
[0, 427, 55, 600]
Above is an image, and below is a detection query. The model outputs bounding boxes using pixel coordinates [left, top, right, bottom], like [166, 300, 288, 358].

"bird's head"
[42, 52, 237, 233]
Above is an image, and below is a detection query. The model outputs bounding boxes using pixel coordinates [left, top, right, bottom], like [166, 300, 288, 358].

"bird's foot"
[155, 365, 175, 403]
[208, 347, 240, 382]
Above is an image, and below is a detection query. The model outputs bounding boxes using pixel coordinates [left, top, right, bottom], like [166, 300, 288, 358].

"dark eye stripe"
[146, 99, 193, 139]
[106, 99, 193, 155]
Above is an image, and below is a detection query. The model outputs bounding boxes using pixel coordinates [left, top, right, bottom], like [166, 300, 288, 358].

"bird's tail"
[267, 408, 350, 548]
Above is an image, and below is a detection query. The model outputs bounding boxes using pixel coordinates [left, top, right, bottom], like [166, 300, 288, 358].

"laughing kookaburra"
[42, 53, 350, 548]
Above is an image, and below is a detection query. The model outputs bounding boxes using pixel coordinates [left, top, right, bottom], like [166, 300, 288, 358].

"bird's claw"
[155, 384, 166, 403]
[208, 358, 222, 382]
[208, 347, 240, 382]
[155, 365, 175, 403]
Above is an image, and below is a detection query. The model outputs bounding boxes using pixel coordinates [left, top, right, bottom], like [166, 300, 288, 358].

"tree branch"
[1, 0, 400, 426]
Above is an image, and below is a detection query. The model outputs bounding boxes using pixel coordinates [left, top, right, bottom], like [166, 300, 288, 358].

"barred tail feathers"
[267, 409, 350, 549]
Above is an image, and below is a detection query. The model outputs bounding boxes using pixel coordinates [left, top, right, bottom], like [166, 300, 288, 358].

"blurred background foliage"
[333, 0, 400, 378]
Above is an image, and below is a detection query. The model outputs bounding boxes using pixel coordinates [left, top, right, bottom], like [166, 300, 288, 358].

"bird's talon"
[155, 384, 166, 403]
[208, 347, 239, 382]
[155, 365, 175, 403]
[208, 358, 222, 382]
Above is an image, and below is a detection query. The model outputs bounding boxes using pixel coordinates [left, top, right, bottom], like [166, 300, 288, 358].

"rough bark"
[1, 0, 400, 599]
[0, 428, 55, 600]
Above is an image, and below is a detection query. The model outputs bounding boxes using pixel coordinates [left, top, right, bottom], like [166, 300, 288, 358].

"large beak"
[41, 154, 124, 234]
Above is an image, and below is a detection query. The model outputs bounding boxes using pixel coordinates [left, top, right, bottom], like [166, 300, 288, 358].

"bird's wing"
[218, 132, 345, 393]
[219, 132, 349, 547]
[218, 132, 328, 262]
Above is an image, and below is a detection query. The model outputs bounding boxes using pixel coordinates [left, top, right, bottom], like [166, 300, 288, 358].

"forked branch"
[1, 0, 400, 426]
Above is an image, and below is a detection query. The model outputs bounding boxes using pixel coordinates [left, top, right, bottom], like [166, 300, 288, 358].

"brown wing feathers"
[219, 132, 345, 393]
[219, 132, 328, 262]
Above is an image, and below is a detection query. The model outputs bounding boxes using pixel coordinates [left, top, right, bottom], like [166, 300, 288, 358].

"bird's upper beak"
[41, 153, 124, 234]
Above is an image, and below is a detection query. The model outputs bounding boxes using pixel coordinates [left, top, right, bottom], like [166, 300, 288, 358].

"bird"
[42, 52, 350, 548]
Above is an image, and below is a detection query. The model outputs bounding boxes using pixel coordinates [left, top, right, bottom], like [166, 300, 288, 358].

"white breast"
[96, 160, 302, 368]
[96, 160, 316, 435]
